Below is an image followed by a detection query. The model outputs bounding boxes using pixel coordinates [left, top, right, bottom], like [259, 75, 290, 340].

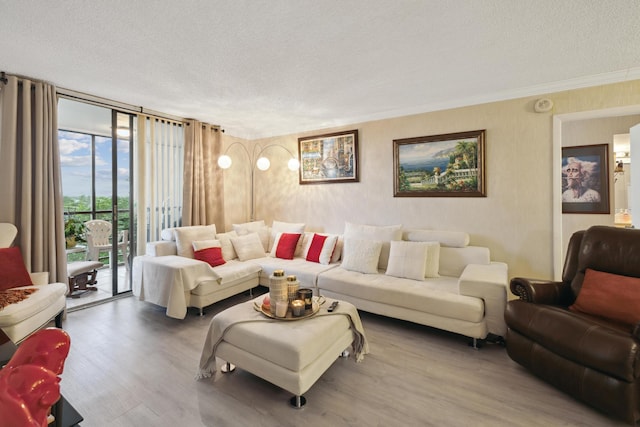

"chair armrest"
[509, 277, 570, 305]
[459, 262, 508, 337]
[29, 272, 50, 286]
[146, 241, 177, 257]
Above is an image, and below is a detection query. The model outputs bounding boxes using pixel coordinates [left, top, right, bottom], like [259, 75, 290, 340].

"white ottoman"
[197, 296, 368, 407]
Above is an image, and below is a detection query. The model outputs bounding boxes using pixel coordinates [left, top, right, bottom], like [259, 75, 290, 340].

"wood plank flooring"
[58, 290, 625, 426]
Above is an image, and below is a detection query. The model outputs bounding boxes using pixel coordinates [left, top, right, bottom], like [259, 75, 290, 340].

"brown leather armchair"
[505, 225, 640, 424]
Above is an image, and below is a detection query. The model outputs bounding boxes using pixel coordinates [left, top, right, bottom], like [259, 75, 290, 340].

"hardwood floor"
[59, 290, 624, 427]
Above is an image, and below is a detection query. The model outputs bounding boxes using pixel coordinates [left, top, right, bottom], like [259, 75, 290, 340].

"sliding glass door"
[59, 98, 135, 304]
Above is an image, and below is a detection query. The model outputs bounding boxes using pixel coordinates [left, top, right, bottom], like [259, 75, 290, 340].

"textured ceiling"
[1, 0, 640, 139]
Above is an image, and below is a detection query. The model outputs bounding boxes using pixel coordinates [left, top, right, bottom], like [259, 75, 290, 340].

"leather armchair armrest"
[509, 277, 570, 305]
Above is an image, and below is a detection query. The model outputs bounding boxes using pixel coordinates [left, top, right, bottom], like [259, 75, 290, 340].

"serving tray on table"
[253, 301, 321, 321]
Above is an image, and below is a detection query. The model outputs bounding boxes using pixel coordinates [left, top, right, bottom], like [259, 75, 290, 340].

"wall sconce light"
[218, 143, 300, 221]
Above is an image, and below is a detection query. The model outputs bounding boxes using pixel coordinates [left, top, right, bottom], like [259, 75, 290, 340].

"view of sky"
[59, 130, 130, 199]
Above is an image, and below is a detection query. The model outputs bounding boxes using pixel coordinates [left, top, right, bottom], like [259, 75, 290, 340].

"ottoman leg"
[221, 361, 236, 373]
[340, 350, 349, 358]
[290, 395, 306, 409]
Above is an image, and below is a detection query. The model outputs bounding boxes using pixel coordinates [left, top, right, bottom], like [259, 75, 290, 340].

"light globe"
[256, 157, 270, 171]
[217, 155, 232, 169]
[288, 158, 300, 171]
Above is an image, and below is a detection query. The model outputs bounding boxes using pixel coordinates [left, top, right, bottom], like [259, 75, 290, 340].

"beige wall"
[221, 80, 640, 280]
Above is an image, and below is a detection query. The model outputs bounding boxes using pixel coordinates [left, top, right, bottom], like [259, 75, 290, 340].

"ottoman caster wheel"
[221, 362, 236, 373]
[290, 395, 306, 408]
[340, 350, 349, 358]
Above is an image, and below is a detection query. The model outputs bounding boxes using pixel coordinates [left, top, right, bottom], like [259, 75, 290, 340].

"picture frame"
[561, 144, 610, 214]
[393, 130, 486, 197]
[298, 129, 359, 184]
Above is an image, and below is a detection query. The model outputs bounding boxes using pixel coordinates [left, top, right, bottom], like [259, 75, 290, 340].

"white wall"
[221, 80, 640, 280]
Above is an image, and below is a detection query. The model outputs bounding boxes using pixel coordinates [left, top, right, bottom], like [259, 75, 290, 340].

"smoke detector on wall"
[534, 98, 554, 113]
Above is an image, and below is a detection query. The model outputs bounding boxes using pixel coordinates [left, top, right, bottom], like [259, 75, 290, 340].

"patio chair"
[84, 220, 129, 270]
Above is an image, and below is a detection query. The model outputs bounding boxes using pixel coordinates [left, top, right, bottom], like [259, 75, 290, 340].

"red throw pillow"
[275, 233, 301, 260]
[306, 233, 328, 263]
[0, 247, 33, 291]
[194, 247, 226, 267]
[569, 268, 640, 326]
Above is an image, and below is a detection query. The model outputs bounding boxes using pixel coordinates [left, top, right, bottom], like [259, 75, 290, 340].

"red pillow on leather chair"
[570, 268, 640, 327]
[0, 247, 33, 291]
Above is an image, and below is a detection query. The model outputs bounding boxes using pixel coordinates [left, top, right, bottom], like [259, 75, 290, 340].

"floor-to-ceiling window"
[58, 98, 134, 308]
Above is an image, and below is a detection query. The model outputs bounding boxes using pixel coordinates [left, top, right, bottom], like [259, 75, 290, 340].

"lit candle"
[291, 300, 305, 317]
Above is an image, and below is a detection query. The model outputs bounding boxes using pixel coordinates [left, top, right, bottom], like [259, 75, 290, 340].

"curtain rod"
[58, 87, 221, 129]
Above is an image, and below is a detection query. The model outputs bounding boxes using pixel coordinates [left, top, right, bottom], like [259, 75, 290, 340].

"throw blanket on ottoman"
[196, 296, 369, 380]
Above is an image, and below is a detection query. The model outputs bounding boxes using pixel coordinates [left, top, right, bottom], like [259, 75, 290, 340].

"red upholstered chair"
[505, 225, 640, 423]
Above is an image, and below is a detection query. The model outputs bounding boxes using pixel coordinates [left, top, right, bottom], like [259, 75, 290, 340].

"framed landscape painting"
[561, 144, 609, 214]
[298, 129, 359, 184]
[393, 130, 486, 197]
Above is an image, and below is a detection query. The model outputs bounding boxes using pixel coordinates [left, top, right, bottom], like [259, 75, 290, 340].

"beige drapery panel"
[183, 120, 223, 229]
[134, 114, 184, 254]
[0, 74, 67, 283]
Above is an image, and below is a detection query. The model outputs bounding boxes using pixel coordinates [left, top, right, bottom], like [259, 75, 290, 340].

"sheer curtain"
[183, 120, 223, 229]
[0, 74, 67, 282]
[134, 115, 184, 254]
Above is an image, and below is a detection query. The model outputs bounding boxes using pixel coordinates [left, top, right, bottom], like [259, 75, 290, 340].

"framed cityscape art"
[393, 130, 486, 197]
[298, 129, 359, 184]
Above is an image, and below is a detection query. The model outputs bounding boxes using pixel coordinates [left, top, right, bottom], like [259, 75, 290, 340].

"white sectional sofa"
[132, 221, 508, 346]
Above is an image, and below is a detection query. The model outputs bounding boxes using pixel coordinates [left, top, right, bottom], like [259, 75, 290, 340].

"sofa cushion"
[304, 233, 338, 265]
[216, 231, 238, 261]
[174, 225, 217, 259]
[231, 233, 266, 261]
[569, 269, 640, 327]
[193, 240, 226, 267]
[0, 247, 33, 291]
[344, 222, 402, 270]
[385, 241, 427, 281]
[341, 238, 383, 274]
[269, 220, 305, 251]
[270, 232, 302, 260]
[233, 220, 270, 251]
[246, 256, 338, 288]
[318, 267, 482, 323]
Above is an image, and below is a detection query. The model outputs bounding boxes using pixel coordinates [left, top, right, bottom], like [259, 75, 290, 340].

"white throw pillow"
[385, 241, 427, 281]
[331, 235, 344, 263]
[192, 239, 221, 251]
[344, 222, 402, 270]
[230, 233, 266, 261]
[423, 241, 441, 278]
[216, 231, 238, 260]
[340, 238, 383, 274]
[160, 227, 176, 241]
[270, 220, 306, 251]
[174, 225, 218, 259]
[303, 233, 339, 265]
[233, 220, 270, 252]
